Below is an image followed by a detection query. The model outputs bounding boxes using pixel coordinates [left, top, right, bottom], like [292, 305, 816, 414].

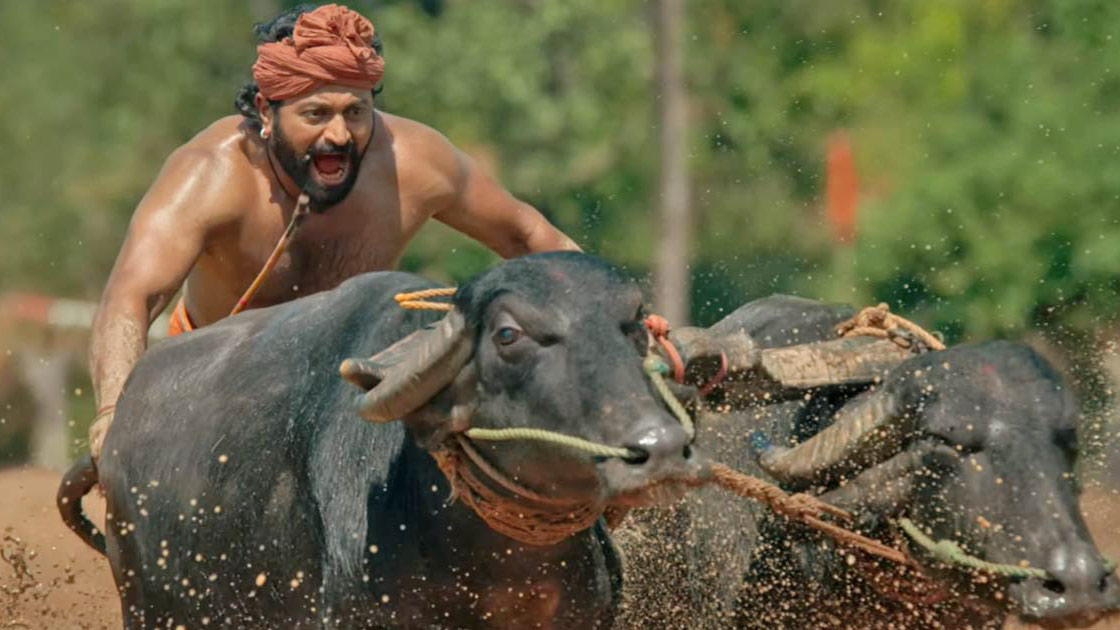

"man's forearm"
[90, 297, 150, 409]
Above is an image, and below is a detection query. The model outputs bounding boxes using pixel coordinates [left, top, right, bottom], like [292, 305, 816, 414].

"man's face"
[260, 85, 375, 211]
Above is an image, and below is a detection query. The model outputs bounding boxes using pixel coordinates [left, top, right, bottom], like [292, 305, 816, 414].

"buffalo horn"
[340, 309, 473, 423]
[758, 383, 921, 486]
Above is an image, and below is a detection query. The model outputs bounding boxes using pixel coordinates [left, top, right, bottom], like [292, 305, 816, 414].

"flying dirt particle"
[218, 454, 228, 464]
[381, 594, 390, 603]
[290, 578, 300, 589]
[369, 545, 379, 554]
[255, 572, 267, 587]
[976, 515, 992, 529]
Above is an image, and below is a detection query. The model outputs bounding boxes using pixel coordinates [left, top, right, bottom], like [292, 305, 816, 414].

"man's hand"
[88, 406, 115, 464]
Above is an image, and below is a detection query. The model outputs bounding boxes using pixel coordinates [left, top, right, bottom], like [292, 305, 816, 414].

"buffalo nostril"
[623, 447, 650, 466]
[682, 444, 692, 460]
[1043, 579, 1066, 595]
[1101, 575, 1110, 593]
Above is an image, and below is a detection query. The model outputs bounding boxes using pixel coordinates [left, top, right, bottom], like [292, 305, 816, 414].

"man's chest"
[226, 193, 429, 304]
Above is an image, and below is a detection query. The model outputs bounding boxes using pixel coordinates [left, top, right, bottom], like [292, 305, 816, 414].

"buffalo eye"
[495, 326, 523, 346]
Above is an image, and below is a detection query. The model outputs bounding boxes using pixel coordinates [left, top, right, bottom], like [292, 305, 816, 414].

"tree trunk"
[652, 0, 692, 325]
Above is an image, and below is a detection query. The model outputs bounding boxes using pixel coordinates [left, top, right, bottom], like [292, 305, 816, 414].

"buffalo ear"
[340, 309, 473, 423]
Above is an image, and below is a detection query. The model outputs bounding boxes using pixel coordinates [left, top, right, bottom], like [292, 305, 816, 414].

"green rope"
[642, 355, 695, 440]
[465, 427, 638, 459]
[898, 517, 1049, 579]
[898, 517, 1118, 578]
[460, 354, 694, 460]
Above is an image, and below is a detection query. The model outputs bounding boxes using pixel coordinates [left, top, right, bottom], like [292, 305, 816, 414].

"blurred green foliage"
[2, 0, 1119, 344]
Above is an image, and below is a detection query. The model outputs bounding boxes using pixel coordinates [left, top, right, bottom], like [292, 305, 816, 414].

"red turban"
[252, 4, 385, 101]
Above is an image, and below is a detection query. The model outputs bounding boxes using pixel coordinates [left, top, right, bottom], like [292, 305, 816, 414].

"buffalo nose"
[621, 417, 693, 470]
[1041, 544, 1118, 600]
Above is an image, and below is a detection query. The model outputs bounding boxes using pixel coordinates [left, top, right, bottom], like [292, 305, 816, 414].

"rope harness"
[389, 289, 1104, 584]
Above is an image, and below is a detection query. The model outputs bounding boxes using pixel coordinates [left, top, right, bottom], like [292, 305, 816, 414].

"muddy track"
[0, 467, 118, 630]
[2, 465, 1118, 629]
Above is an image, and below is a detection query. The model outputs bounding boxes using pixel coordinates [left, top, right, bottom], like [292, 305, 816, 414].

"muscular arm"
[90, 147, 239, 409]
[433, 147, 580, 258]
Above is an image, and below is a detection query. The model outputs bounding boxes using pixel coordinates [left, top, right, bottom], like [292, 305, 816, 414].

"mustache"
[306, 140, 356, 157]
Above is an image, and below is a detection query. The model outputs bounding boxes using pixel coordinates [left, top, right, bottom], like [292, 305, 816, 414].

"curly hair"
[234, 4, 384, 128]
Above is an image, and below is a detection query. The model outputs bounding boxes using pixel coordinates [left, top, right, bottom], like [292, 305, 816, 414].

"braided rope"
[708, 463, 913, 566]
[642, 356, 696, 440]
[394, 287, 456, 311]
[897, 517, 1048, 578]
[395, 287, 457, 301]
[430, 443, 602, 546]
[837, 303, 946, 352]
[465, 427, 637, 460]
[397, 300, 452, 311]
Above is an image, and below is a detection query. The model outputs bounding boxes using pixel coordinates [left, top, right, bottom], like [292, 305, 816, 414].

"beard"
[269, 123, 363, 213]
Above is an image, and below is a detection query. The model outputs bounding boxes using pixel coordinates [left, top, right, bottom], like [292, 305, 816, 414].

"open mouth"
[311, 153, 350, 186]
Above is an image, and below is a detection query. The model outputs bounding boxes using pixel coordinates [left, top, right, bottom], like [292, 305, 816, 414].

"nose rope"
[464, 427, 636, 460]
[897, 517, 1118, 579]
[643, 356, 696, 440]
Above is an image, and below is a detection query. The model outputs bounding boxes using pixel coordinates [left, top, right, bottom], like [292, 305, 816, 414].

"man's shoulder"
[176, 116, 257, 172]
[146, 117, 258, 222]
[379, 112, 458, 165]
[379, 111, 450, 144]
[377, 112, 463, 189]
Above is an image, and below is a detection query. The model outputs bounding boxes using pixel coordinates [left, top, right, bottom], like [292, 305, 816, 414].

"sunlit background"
[0, 0, 1117, 485]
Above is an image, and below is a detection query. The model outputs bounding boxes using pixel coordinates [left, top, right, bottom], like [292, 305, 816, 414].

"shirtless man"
[87, 4, 578, 462]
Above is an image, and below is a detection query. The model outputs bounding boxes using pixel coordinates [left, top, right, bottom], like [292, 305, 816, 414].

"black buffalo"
[616, 295, 1120, 629]
[59, 252, 705, 629]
